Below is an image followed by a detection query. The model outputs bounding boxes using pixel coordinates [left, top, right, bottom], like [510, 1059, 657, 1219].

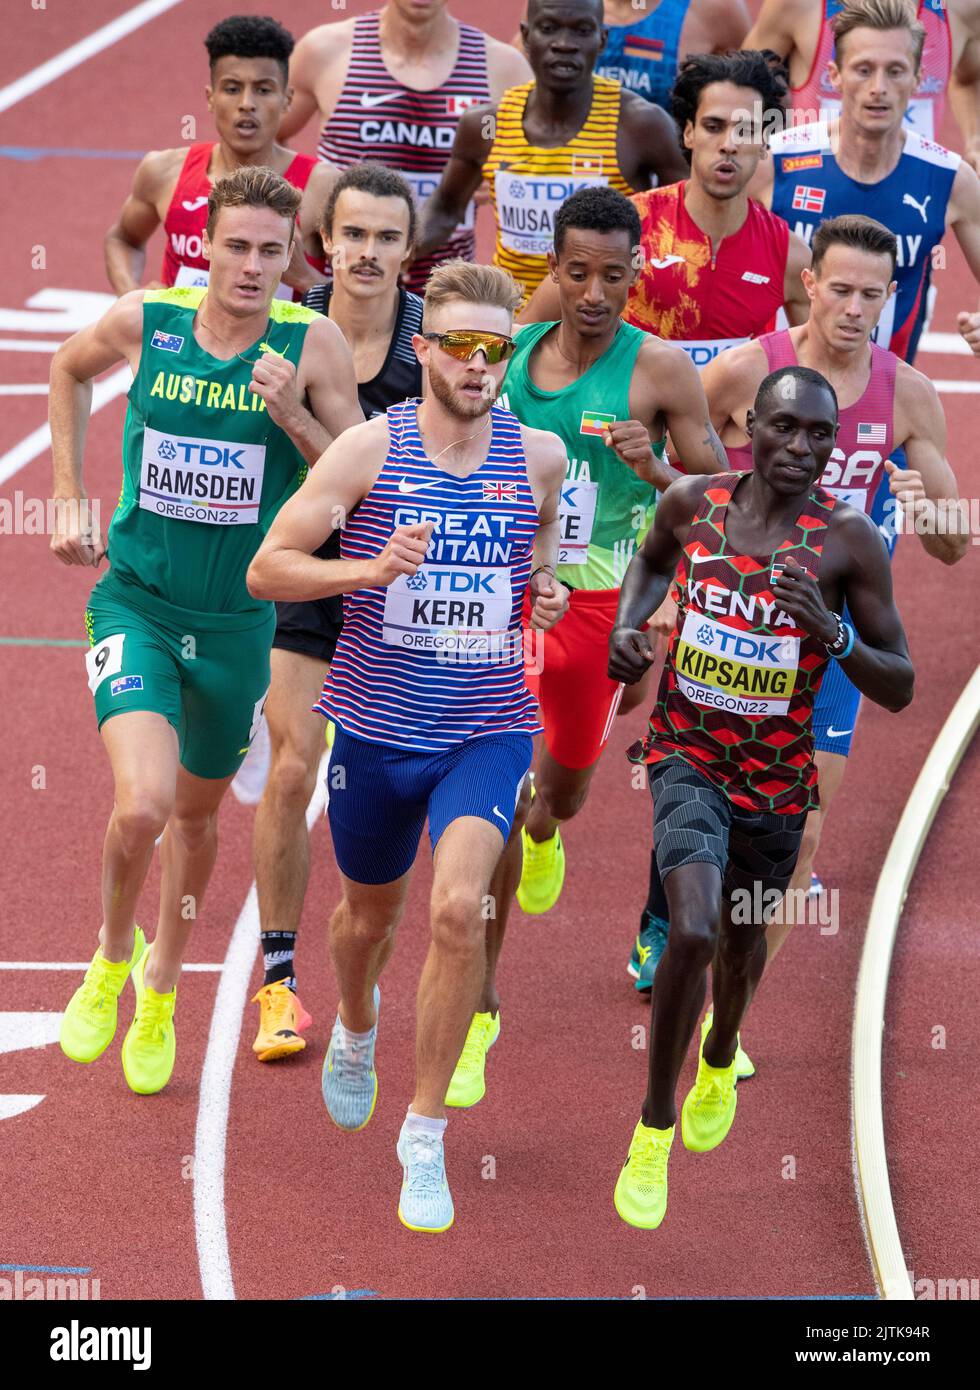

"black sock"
[261, 931, 297, 991]
[641, 850, 670, 930]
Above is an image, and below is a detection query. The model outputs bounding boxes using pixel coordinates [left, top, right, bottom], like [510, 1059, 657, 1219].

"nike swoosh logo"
[825, 727, 852, 738]
[398, 477, 440, 494]
[181, 196, 209, 212]
[492, 805, 509, 827]
[688, 551, 712, 566]
[360, 91, 401, 108]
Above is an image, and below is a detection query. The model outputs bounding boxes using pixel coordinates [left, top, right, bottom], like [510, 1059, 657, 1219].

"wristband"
[822, 611, 844, 656]
[529, 565, 555, 585]
[831, 622, 855, 660]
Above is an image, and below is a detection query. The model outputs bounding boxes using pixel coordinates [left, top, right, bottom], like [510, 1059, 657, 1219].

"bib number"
[382, 564, 512, 654]
[558, 480, 599, 565]
[675, 609, 800, 717]
[86, 633, 125, 693]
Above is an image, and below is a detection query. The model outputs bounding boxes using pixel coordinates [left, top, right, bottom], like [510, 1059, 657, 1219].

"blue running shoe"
[321, 985, 380, 1132]
[628, 913, 670, 993]
[809, 871, 824, 899]
[397, 1124, 454, 1233]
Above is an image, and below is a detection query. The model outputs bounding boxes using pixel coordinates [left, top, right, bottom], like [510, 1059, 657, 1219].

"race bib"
[494, 172, 608, 258]
[675, 609, 799, 717]
[679, 337, 749, 371]
[383, 564, 512, 654]
[139, 425, 266, 526]
[86, 632, 125, 693]
[173, 264, 292, 301]
[397, 169, 476, 233]
[557, 479, 599, 565]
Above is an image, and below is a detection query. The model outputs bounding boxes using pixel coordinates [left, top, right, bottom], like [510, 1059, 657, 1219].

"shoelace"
[524, 832, 557, 879]
[331, 1028, 373, 1085]
[79, 959, 118, 1014]
[629, 1133, 670, 1188]
[403, 1135, 445, 1195]
[134, 991, 173, 1046]
[456, 1019, 491, 1072]
[263, 988, 294, 1028]
[692, 1069, 730, 1110]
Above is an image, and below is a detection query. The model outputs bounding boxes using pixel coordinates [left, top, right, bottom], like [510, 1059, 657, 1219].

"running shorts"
[273, 535, 343, 664]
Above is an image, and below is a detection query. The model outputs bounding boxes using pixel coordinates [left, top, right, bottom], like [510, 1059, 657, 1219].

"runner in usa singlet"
[792, 0, 951, 142]
[637, 473, 838, 815]
[317, 11, 491, 295]
[317, 399, 542, 751]
[596, 0, 689, 111]
[160, 143, 321, 293]
[625, 182, 790, 369]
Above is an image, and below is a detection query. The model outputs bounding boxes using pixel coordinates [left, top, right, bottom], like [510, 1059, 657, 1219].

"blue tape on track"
[0, 146, 146, 161]
[1, 1263, 92, 1274]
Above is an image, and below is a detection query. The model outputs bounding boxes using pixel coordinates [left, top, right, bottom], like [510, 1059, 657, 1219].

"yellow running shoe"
[614, 1119, 674, 1229]
[251, 981, 311, 1062]
[121, 948, 177, 1096]
[445, 1011, 500, 1107]
[59, 926, 146, 1064]
[702, 1011, 755, 1081]
[681, 1043, 737, 1153]
[516, 825, 565, 914]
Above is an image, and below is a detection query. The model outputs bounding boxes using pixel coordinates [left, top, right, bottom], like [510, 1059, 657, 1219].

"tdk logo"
[425, 570, 498, 593]
[697, 623, 786, 663]
[158, 439, 247, 468]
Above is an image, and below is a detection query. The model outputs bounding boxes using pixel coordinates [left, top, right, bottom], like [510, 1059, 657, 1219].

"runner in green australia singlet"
[50, 167, 362, 1099]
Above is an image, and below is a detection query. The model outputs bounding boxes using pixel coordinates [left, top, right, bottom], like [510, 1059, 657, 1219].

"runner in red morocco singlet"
[247, 261, 569, 1235]
[605, 363, 914, 1231]
[105, 16, 324, 300]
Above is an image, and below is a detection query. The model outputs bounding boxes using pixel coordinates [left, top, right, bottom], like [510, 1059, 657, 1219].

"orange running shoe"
[251, 981, 313, 1062]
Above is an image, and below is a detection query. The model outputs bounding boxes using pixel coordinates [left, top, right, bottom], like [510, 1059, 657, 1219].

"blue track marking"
[1, 1263, 92, 1274]
[0, 146, 146, 162]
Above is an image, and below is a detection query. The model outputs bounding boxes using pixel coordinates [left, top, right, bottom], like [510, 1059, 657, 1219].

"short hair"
[811, 214, 898, 278]
[832, 0, 926, 71]
[204, 15, 295, 85]
[553, 185, 641, 257]
[527, 0, 603, 26]
[422, 260, 523, 330]
[755, 366, 839, 421]
[205, 165, 301, 243]
[670, 50, 788, 161]
[322, 163, 417, 246]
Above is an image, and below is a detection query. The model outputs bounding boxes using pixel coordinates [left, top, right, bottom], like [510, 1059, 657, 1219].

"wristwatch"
[823, 611, 855, 660]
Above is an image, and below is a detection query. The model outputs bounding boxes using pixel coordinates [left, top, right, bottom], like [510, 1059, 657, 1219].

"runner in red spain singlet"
[606, 364, 913, 1232]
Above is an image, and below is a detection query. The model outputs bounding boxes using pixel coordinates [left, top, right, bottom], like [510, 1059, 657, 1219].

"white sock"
[402, 1107, 447, 1138]
[338, 1020, 375, 1046]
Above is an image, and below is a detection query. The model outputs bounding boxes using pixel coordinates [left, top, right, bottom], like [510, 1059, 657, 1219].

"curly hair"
[670, 50, 789, 161]
[204, 15, 295, 85]
[554, 186, 642, 257]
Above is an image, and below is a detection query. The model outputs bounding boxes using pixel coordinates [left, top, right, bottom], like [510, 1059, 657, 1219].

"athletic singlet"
[316, 400, 542, 751]
[160, 143, 322, 293]
[484, 77, 634, 301]
[791, 0, 951, 142]
[770, 122, 959, 362]
[97, 287, 316, 622]
[725, 330, 899, 553]
[302, 283, 423, 417]
[625, 182, 789, 368]
[500, 319, 663, 591]
[596, 0, 689, 110]
[317, 11, 490, 294]
[638, 473, 838, 814]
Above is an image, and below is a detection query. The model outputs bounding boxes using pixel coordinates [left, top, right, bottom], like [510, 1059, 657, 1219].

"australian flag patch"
[150, 329, 184, 353]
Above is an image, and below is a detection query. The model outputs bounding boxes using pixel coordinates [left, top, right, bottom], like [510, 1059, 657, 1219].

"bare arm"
[782, 231, 812, 326]
[298, 162, 339, 268]
[278, 29, 330, 142]
[742, 0, 805, 62]
[103, 150, 177, 296]
[948, 2, 980, 174]
[698, 340, 765, 438]
[620, 94, 690, 189]
[696, 0, 753, 54]
[415, 107, 493, 257]
[49, 292, 144, 565]
[247, 417, 430, 600]
[889, 369, 968, 565]
[949, 159, 980, 285]
[656, 345, 729, 474]
[523, 426, 571, 629]
[485, 37, 533, 100]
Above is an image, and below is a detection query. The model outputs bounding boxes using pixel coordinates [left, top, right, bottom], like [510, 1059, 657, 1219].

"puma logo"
[902, 191, 931, 223]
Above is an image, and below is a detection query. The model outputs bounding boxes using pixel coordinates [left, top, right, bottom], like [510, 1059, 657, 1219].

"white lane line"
[194, 756, 330, 1301]
[0, 384, 49, 394]
[0, 961, 223, 971]
[0, 340, 62, 353]
[918, 332, 971, 356]
[0, 0, 186, 115]
[934, 380, 980, 394]
[0, 364, 131, 487]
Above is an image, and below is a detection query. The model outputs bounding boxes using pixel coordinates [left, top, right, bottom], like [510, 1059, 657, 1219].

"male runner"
[746, 0, 980, 364]
[105, 15, 323, 298]
[248, 261, 568, 1233]
[745, 0, 980, 162]
[416, 0, 689, 301]
[280, 0, 532, 292]
[608, 365, 914, 1228]
[52, 168, 361, 1096]
[595, 0, 751, 110]
[498, 186, 727, 929]
[249, 163, 425, 1063]
[521, 50, 813, 364]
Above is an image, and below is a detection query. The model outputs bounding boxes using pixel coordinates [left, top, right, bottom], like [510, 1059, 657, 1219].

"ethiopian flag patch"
[580, 410, 615, 436]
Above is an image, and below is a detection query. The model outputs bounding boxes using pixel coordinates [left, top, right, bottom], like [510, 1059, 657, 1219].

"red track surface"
[1, 0, 976, 1301]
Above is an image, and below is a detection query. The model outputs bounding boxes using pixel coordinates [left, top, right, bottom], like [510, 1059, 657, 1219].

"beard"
[427, 358, 497, 420]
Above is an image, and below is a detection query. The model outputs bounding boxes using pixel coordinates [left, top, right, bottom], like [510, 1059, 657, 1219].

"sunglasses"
[421, 330, 516, 365]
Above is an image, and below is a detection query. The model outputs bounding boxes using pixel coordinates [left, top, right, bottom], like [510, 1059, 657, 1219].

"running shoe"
[516, 825, 565, 914]
[809, 870, 824, 898]
[121, 947, 177, 1096]
[59, 926, 147, 1064]
[321, 985, 380, 1132]
[702, 1011, 755, 1081]
[628, 914, 670, 993]
[614, 1119, 674, 1230]
[397, 1125, 454, 1233]
[445, 1011, 500, 1108]
[681, 1041, 737, 1153]
[251, 981, 313, 1062]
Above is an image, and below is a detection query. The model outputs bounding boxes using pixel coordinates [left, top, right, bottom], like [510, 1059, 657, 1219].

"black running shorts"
[273, 534, 343, 665]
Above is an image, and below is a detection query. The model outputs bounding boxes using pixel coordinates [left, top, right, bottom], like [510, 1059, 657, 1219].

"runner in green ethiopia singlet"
[501, 318, 664, 591]
[85, 285, 319, 780]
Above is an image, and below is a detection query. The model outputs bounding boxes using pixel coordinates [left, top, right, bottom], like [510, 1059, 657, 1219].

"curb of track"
[852, 664, 980, 1300]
